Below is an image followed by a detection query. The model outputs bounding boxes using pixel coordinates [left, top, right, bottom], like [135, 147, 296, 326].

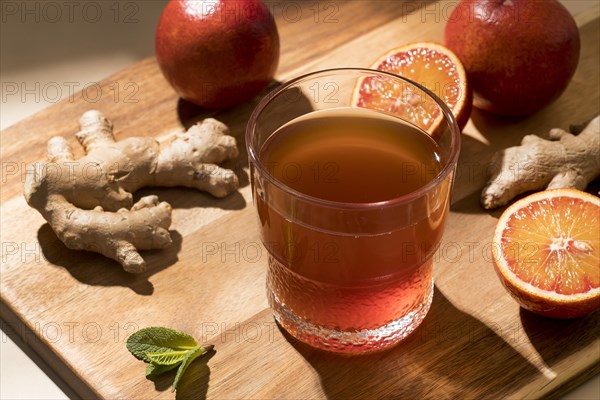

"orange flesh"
[356, 47, 463, 131]
[501, 196, 600, 295]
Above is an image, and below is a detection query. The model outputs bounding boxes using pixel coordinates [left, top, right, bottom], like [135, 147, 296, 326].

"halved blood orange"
[492, 189, 600, 318]
[353, 42, 472, 135]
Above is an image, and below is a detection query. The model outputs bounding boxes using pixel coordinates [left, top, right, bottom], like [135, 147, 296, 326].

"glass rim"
[246, 67, 461, 210]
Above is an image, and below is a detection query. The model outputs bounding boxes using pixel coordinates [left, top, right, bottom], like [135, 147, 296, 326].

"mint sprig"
[126, 327, 213, 392]
[146, 362, 179, 378]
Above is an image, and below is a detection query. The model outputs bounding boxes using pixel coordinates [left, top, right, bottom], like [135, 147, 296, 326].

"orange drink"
[247, 69, 460, 352]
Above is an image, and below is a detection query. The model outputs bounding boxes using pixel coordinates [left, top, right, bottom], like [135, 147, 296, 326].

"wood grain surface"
[1, 1, 599, 399]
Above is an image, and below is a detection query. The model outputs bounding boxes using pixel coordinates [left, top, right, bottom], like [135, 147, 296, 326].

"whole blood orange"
[156, 0, 280, 109]
[492, 189, 600, 318]
[444, 0, 580, 116]
[354, 42, 472, 134]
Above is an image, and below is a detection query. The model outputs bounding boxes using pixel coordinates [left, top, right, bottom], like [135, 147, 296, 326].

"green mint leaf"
[172, 345, 211, 392]
[146, 362, 179, 378]
[126, 327, 197, 363]
[145, 349, 194, 366]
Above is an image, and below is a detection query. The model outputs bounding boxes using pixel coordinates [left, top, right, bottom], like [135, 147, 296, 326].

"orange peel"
[492, 189, 600, 318]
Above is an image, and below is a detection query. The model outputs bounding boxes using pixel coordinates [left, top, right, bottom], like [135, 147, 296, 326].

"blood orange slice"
[492, 189, 600, 318]
[353, 42, 472, 135]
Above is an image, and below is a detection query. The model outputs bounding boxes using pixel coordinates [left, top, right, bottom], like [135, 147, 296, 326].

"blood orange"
[354, 42, 472, 135]
[444, 0, 580, 116]
[492, 189, 600, 318]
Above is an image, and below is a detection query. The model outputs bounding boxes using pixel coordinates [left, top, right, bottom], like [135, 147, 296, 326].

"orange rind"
[492, 189, 600, 318]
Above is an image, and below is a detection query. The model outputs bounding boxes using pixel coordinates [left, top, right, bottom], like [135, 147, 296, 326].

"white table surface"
[1, 1, 598, 398]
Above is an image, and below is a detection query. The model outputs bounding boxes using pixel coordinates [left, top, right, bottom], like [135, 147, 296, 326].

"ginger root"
[481, 115, 600, 209]
[24, 110, 239, 273]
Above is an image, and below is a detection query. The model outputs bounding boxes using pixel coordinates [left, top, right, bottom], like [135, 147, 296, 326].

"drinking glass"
[246, 68, 460, 353]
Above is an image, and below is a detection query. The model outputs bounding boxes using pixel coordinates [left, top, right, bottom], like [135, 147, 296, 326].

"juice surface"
[260, 107, 442, 203]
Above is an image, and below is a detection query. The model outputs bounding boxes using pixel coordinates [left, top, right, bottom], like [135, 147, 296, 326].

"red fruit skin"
[444, 0, 580, 116]
[156, 0, 280, 109]
[496, 272, 600, 319]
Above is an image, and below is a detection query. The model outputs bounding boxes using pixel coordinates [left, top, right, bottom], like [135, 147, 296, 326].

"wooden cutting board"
[1, 1, 599, 398]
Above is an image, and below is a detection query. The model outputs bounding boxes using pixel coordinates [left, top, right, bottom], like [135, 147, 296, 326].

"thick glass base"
[268, 280, 433, 353]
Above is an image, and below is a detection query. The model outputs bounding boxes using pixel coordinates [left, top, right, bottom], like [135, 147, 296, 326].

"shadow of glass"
[282, 288, 541, 399]
[520, 308, 600, 366]
[37, 224, 182, 295]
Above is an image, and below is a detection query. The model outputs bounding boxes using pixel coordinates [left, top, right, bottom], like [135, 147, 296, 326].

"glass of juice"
[246, 68, 460, 353]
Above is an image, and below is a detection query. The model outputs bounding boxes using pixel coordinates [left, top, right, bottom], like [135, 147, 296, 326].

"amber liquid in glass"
[256, 107, 445, 351]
